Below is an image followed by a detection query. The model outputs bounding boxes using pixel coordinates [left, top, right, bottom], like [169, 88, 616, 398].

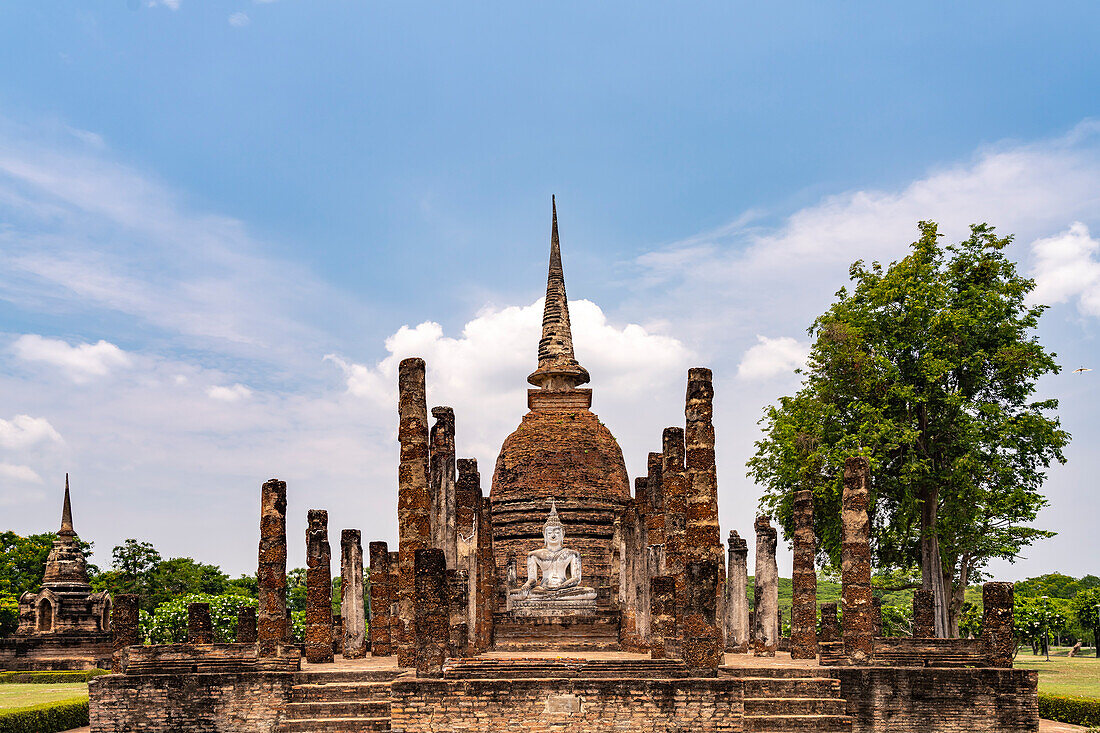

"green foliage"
[749, 222, 1069, 634]
[90, 539, 237, 612]
[0, 699, 88, 733]
[1017, 573, 1100, 600]
[1038, 694, 1100, 727]
[0, 671, 106, 684]
[143, 594, 257, 644]
[287, 568, 306, 614]
[1071, 587, 1100, 642]
[880, 604, 912, 637]
[0, 593, 16, 637]
[1015, 595, 1067, 650]
[957, 601, 983, 638]
[290, 609, 305, 642]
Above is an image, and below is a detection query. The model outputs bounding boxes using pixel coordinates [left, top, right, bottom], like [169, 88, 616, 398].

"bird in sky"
[1072, 367, 1092, 373]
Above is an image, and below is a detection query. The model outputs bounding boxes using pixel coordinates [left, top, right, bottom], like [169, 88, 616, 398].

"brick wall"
[390, 677, 743, 733]
[0, 632, 112, 670]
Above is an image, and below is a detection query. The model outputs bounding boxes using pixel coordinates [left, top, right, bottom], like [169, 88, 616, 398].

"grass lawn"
[1014, 654, 1100, 698]
[0, 682, 88, 710]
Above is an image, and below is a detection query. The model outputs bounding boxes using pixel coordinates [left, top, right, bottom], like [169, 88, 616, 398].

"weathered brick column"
[368, 541, 391, 656]
[753, 516, 779, 656]
[912, 589, 935, 638]
[685, 368, 722, 566]
[982, 582, 1015, 668]
[237, 606, 257, 643]
[618, 502, 643, 651]
[257, 478, 287, 657]
[414, 548, 449, 677]
[341, 529, 366, 659]
[661, 426, 687, 651]
[790, 490, 818, 659]
[646, 451, 665, 549]
[681, 560, 721, 675]
[430, 406, 458, 570]
[819, 602, 840, 642]
[455, 459, 480, 571]
[872, 598, 883, 638]
[448, 569, 469, 656]
[188, 602, 213, 644]
[634, 476, 652, 640]
[724, 530, 749, 653]
[111, 593, 140, 673]
[474, 489, 495, 653]
[842, 456, 873, 665]
[305, 509, 334, 664]
[398, 357, 431, 668]
[649, 575, 676, 660]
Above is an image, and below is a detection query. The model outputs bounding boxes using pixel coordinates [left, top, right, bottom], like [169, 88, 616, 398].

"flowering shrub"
[143, 593, 258, 644]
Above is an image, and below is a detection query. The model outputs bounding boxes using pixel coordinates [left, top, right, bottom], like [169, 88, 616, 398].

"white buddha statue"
[509, 500, 597, 604]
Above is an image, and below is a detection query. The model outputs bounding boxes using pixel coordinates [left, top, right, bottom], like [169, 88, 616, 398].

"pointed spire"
[527, 196, 591, 390]
[59, 473, 75, 537]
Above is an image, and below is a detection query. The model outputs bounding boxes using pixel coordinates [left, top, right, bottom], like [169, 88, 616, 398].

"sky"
[1, 2, 1098, 583]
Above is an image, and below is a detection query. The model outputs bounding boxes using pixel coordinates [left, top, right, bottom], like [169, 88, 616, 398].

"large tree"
[749, 222, 1069, 637]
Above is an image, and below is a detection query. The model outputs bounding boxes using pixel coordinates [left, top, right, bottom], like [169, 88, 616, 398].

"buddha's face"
[544, 524, 564, 551]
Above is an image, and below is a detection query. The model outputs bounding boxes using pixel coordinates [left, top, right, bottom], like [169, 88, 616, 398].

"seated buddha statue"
[509, 500, 597, 603]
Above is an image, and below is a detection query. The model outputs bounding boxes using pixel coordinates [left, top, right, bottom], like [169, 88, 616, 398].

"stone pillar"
[661, 427, 687, 650]
[982, 582, 1015, 668]
[634, 477, 651, 640]
[332, 615, 344, 656]
[685, 369, 722, 565]
[397, 357, 431, 668]
[618, 502, 642, 651]
[681, 560, 721, 675]
[474, 489, 495, 653]
[430, 406, 458, 570]
[872, 598, 883, 638]
[753, 516, 779, 656]
[368, 541, 392, 656]
[819, 603, 840, 642]
[790, 490, 818, 659]
[448, 569, 469, 656]
[188, 603, 213, 644]
[237, 606, 257, 643]
[305, 509, 334, 664]
[610, 514, 623, 608]
[912, 589, 935, 638]
[111, 594, 140, 673]
[646, 452, 665, 548]
[257, 478, 288, 657]
[650, 575, 676, 660]
[341, 529, 366, 659]
[724, 530, 749, 653]
[455, 459, 480, 569]
[842, 456, 873, 665]
[414, 548, 448, 677]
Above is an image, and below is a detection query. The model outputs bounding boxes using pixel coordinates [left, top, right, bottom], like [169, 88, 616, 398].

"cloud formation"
[1029, 222, 1100, 316]
[0, 463, 43, 485]
[12, 335, 131, 381]
[207, 383, 253, 402]
[737, 336, 809, 381]
[228, 12, 250, 27]
[0, 415, 63, 450]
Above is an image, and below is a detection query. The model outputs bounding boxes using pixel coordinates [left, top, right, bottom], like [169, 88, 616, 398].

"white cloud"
[12, 335, 131, 381]
[148, 0, 181, 9]
[1029, 222, 1100, 316]
[206, 383, 253, 402]
[737, 336, 809, 381]
[0, 462, 44, 484]
[0, 415, 63, 449]
[228, 12, 250, 27]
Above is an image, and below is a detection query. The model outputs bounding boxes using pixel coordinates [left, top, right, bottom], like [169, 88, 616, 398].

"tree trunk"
[918, 482, 949, 638]
[1095, 627, 1099, 658]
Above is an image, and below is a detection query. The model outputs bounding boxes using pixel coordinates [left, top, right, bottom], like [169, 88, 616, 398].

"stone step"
[720, 667, 838, 679]
[741, 677, 841, 698]
[286, 701, 390, 720]
[743, 714, 852, 732]
[743, 697, 847, 716]
[277, 717, 390, 732]
[294, 670, 399, 684]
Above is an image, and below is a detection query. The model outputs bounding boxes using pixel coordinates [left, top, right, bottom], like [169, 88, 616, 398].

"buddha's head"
[543, 499, 564, 551]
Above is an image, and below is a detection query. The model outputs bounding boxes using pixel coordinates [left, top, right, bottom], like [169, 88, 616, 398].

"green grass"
[1014, 655, 1100, 698]
[0, 683, 87, 711]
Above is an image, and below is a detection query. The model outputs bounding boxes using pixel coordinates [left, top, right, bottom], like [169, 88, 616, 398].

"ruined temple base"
[510, 598, 597, 618]
[492, 610, 619, 651]
[0, 632, 112, 671]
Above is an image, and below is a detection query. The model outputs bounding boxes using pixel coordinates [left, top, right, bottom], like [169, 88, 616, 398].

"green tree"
[1070, 587, 1100, 658]
[143, 594, 258, 644]
[749, 222, 1069, 637]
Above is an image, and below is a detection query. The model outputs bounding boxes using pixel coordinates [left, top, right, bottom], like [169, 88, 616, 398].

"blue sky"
[1, 2, 1098, 581]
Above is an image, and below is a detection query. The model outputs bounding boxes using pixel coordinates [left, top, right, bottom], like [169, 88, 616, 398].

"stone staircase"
[443, 656, 690, 678]
[720, 667, 852, 733]
[492, 610, 621, 651]
[278, 669, 398, 733]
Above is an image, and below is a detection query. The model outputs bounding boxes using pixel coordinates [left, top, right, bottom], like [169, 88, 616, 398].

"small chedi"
[508, 500, 597, 616]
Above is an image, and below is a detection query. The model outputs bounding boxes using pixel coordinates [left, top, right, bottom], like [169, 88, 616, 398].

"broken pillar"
[912, 589, 935, 638]
[634, 476, 651, 640]
[650, 575, 676, 660]
[188, 602, 213, 644]
[369, 541, 392, 656]
[618, 502, 643, 651]
[753, 515, 779, 656]
[430, 406, 458, 570]
[646, 451, 665, 549]
[237, 606, 257, 644]
[685, 368, 722, 566]
[305, 509, 334, 664]
[982, 582, 1015, 668]
[724, 530, 749, 653]
[872, 598, 883, 638]
[790, 490, 818, 659]
[111, 594, 140, 673]
[661, 427, 688, 650]
[257, 478, 288, 657]
[820, 603, 841, 642]
[341, 529, 366, 659]
[474, 487, 495, 653]
[414, 548, 448, 678]
[681, 560, 721, 675]
[397, 357, 431, 667]
[842, 456, 873, 665]
[448, 568, 469, 656]
[455, 459, 479, 570]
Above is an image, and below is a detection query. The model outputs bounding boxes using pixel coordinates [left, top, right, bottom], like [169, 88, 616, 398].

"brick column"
[681, 560, 721, 675]
[724, 530, 749, 653]
[455, 459, 479, 570]
[819, 603, 840, 642]
[618, 502, 642, 651]
[188, 603, 213, 644]
[685, 368, 722, 566]
[646, 451, 665, 549]
[430, 406, 458, 570]
[257, 478, 287, 657]
[448, 569, 469, 656]
[753, 515, 779, 657]
[842, 456, 873, 665]
[634, 476, 651, 640]
[912, 589, 935, 638]
[111, 594, 140, 673]
[368, 542, 392, 656]
[661, 427, 687, 649]
[872, 598, 883, 638]
[474, 490, 495, 653]
[982, 582, 1015, 668]
[341, 529, 366, 659]
[397, 357, 431, 667]
[414, 548, 449, 677]
[649, 576, 676, 660]
[237, 606, 257, 643]
[790, 490, 818, 659]
[305, 509, 334, 664]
